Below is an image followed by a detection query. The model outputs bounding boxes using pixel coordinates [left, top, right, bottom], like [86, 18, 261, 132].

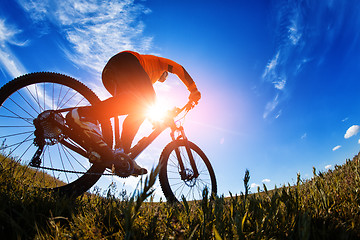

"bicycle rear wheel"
[159, 140, 217, 203]
[0, 72, 112, 197]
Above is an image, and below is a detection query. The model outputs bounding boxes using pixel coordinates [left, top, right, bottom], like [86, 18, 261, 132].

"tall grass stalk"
[1, 153, 360, 239]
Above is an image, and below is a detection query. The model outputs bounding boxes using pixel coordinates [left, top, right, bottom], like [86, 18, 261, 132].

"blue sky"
[1, 0, 360, 197]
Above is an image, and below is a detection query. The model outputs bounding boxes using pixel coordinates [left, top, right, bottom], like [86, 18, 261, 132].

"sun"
[146, 100, 171, 123]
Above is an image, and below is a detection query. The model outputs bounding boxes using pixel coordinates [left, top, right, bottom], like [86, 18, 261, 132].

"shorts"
[102, 52, 155, 112]
[102, 52, 155, 97]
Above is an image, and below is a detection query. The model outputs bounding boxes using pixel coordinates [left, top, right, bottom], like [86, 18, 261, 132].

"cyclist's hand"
[189, 89, 201, 105]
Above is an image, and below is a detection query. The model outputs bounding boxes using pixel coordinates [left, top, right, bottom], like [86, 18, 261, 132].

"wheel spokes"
[0, 81, 93, 189]
[166, 145, 213, 201]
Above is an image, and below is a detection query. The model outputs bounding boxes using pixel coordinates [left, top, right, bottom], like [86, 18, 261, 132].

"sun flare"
[146, 101, 171, 123]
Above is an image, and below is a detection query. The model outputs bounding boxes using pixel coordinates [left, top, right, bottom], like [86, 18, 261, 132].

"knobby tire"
[0, 72, 112, 197]
[159, 139, 217, 203]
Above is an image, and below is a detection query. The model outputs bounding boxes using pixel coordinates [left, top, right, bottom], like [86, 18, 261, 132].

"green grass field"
[1, 152, 360, 239]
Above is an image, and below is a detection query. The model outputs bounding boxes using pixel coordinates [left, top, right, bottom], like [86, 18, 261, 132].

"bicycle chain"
[35, 165, 116, 176]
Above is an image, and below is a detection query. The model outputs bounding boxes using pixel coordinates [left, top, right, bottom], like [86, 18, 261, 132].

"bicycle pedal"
[111, 163, 133, 178]
[110, 152, 135, 178]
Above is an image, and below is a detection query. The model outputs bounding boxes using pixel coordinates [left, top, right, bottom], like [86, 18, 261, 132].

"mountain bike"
[0, 72, 217, 202]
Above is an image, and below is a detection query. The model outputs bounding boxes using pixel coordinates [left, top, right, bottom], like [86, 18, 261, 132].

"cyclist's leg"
[121, 113, 146, 153]
[79, 51, 154, 119]
[71, 52, 154, 175]
[103, 53, 155, 174]
[117, 72, 156, 153]
[66, 53, 141, 169]
[102, 52, 155, 174]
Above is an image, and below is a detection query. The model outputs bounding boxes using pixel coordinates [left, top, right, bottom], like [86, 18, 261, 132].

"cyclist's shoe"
[112, 149, 147, 177]
[132, 161, 148, 176]
[66, 109, 147, 177]
[66, 108, 108, 150]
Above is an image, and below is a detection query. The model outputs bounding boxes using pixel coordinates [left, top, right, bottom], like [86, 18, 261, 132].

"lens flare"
[146, 101, 171, 123]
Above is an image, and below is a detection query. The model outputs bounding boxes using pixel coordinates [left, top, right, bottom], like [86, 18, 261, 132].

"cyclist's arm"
[158, 57, 198, 92]
[161, 58, 201, 104]
[163, 58, 201, 104]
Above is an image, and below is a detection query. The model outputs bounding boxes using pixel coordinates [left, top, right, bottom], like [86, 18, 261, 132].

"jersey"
[123, 51, 197, 92]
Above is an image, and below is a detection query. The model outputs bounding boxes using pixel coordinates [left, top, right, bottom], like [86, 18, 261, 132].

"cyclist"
[66, 51, 201, 176]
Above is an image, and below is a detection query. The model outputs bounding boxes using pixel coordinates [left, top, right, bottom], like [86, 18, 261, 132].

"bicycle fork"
[171, 125, 199, 180]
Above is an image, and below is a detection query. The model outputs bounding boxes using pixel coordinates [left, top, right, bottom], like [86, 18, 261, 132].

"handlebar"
[171, 101, 197, 118]
[146, 100, 197, 128]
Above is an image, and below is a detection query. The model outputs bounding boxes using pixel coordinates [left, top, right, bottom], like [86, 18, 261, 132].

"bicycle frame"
[115, 102, 200, 178]
[48, 102, 200, 178]
[0, 71, 214, 201]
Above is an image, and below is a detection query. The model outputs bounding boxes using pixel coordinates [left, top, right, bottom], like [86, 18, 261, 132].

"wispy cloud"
[301, 133, 307, 140]
[0, 18, 27, 78]
[262, 179, 271, 183]
[262, 51, 280, 80]
[288, 11, 302, 45]
[250, 183, 260, 189]
[263, 94, 279, 119]
[273, 77, 286, 90]
[325, 164, 332, 170]
[262, 1, 353, 119]
[0, 19, 21, 46]
[275, 110, 282, 119]
[332, 145, 341, 151]
[16, 0, 153, 73]
[261, 1, 304, 119]
[344, 125, 360, 139]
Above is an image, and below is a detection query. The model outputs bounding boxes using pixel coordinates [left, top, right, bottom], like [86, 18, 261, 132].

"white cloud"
[0, 18, 27, 78]
[17, 0, 49, 23]
[332, 145, 341, 151]
[273, 77, 286, 90]
[0, 19, 20, 46]
[16, 0, 153, 72]
[301, 133, 307, 139]
[262, 179, 271, 183]
[275, 110, 282, 119]
[263, 94, 279, 119]
[0, 48, 26, 78]
[262, 51, 287, 95]
[325, 164, 332, 170]
[260, 1, 358, 120]
[294, 58, 309, 75]
[288, 12, 302, 45]
[250, 183, 260, 189]
[262, 51, 280, 79]
[344, 125, 360, 139]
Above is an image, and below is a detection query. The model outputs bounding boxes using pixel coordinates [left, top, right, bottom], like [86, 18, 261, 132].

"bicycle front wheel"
[159, 140, 217, 203]
[0, 72, 112, 197]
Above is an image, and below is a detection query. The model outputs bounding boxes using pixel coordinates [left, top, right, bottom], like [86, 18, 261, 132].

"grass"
[1, 152, 360, 239]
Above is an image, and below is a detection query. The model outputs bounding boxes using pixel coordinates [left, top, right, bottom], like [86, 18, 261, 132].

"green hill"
[1, 152, 360, 239]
